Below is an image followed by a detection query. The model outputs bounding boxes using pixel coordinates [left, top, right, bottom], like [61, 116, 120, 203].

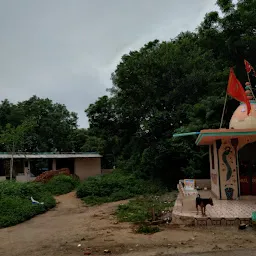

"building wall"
[218, 139, 238, 200]
[16, 175, 35, 182]
[74, 158, 101, 180]
[209, 141, 220, 198]
[195, 179, 211, 190]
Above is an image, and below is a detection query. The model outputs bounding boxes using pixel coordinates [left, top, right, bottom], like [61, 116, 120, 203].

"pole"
[220, 93, 228, 128]
[10, 141, 14, 180]
[246, 72, 256, 100]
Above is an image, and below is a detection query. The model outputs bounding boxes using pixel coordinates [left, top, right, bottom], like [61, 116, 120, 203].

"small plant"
[136, 224, 160, 234]
[115, 194, 175, 234]
[116, 194, 175, 223]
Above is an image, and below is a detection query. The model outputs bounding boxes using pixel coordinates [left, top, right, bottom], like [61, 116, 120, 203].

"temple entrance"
[239, 142, 256, 195]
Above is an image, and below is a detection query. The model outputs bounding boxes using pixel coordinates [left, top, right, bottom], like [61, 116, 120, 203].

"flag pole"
[220, 93, 228, 128]
[244, 59, 256, 100]
[246, 72, 256, 100]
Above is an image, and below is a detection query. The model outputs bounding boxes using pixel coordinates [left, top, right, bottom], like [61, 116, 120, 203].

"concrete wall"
[209, 141, 220, 198]
[16, 175, 35, 182]
[195, 179, 211, 189]
[75, 158, 101, 180]
[218, 139, 238, 200]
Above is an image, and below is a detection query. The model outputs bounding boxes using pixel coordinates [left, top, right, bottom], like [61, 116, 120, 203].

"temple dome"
[229, 82, 256, 129]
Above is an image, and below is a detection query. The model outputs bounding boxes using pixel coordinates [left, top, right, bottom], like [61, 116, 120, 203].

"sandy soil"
[1, 192, 256, 256]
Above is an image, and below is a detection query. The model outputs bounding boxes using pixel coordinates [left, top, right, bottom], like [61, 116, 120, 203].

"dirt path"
[1, 192, 256, 256]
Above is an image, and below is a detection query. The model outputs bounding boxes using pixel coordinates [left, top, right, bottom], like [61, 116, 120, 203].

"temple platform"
[172, 191, 256, 226]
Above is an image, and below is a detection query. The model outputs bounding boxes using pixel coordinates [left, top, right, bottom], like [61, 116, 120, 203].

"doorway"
[56, 158, 74, 174]
[239, 142, 256, 195]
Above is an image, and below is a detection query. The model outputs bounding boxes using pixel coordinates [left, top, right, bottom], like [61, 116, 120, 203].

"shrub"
[115, 194, 175, 234]
[76, 171, 167, 205]
[0, 181, 56, 228]
[44, 175, 79, 195]
[116, 196, 174, 223]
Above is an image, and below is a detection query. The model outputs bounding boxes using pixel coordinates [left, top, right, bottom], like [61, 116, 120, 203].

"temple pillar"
[218, 139, 239, 200]
[209, 141, 220, 199]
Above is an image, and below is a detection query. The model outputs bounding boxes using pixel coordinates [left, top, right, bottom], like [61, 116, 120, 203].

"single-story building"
[0, 152, 102, 182]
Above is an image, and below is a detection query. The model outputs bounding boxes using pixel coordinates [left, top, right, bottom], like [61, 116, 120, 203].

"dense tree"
[0, 120, 35, 179]
[85, 0, 256, 187]
[0, 96, 78, 152]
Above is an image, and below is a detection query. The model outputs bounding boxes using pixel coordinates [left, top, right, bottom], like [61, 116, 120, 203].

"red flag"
[227, 68, 251, 115]
[244, 59, 256, 76]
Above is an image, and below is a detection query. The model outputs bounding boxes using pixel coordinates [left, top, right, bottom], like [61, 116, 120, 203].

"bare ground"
[1, 192, 256, 256]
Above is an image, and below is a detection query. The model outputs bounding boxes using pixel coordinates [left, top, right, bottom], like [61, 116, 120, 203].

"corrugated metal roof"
[0, 152, 102, 159]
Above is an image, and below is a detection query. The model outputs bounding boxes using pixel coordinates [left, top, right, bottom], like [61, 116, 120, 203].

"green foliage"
[0, 119, 36, 151]
[136, 225, 160, 234]
[82, 195, 111, 206]
[116, 195, 174, 223]
[76, 171, 167, 205]
[0, 96, 78, 152]
[0, 181, 56, 228]
[44, 175, 80, 196]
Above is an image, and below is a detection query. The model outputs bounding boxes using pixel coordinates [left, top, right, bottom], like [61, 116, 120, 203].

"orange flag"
[244, 59, 256, 77]
[227, 68, 251, 115]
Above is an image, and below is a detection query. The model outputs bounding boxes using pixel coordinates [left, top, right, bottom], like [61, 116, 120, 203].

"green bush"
[115, 194, 175, 234]
[76, 171, 167, 205]
[0, 181, 56, 228]
[44, 175, 79, 195]
[116, 196, 174, 223]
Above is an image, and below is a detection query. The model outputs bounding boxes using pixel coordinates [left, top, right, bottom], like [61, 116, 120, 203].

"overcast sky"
[0, 0, 217, 127]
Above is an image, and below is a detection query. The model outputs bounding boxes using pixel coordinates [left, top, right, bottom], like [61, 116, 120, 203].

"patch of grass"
[44, 175, 80, 196]
[0, 181, 56, 228]
[82, 195, 110, 206]
[115, 194, 174, 223]
[115, 193, 176, 234]
[76, 171, 167, 205]
[136, 224, 160, 234]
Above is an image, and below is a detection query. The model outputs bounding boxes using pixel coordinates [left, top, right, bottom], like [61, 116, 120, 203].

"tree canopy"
[85, 0, 256, 186]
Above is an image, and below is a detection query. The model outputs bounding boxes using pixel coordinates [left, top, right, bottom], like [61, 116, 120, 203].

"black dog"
[196, 194, 213, 216]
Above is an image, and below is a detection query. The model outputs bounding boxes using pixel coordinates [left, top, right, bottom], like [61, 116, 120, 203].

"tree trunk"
[10, 142, 15, 180]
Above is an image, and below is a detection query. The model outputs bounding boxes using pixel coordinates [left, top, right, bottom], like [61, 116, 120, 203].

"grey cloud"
[0, 0, 217, 127]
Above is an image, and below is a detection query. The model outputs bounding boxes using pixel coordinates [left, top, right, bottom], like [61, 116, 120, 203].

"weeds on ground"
[116, 194, 175, 223]
[115, 192, 176, 234]
[76, 171, 167, 205]
[44, 174, 80, 195]
[136, 225, 160, 234]
[0, 181, 56, 228]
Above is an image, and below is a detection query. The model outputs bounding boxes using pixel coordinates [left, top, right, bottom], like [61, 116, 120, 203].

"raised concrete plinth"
[172, 192, 256, 226]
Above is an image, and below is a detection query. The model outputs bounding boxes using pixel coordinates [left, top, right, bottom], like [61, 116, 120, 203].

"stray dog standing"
[196, 194, 213, 216]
